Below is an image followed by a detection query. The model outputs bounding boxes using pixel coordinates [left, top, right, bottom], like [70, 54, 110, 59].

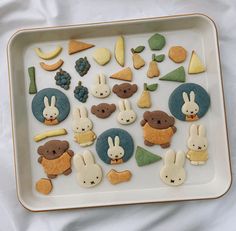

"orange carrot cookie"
[168, 46, 187, 63]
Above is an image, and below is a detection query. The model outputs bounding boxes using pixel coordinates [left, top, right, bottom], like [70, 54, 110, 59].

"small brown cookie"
[168, 46, 187, 63]
[37, 140, 74, 179]
[91, 103, 116, 119]
[35, 178, 53, 195]
[112, 83, 138, 98]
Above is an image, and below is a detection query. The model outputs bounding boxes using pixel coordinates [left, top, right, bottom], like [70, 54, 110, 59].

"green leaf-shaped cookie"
[135, 146, 162, 167]
[147, 83, 158, 91]
[160, 66, 186, 82]
[133, 46, 145, 53]
[153, 54, 165, 62]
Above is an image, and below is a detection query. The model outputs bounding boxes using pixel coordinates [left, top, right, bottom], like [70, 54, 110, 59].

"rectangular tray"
[8, 14, 231, 211]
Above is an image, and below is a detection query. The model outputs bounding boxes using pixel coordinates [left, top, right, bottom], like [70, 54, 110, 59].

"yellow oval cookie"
[93, 48, 111, 66]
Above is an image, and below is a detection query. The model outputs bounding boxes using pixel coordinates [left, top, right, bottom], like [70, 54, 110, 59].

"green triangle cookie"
[135, 146, 162, 167]
[160, 66, 185, 82]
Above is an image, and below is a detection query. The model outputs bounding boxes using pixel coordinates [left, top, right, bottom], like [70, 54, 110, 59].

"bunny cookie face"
[73, 150, 103, 188]
[73, 106, 96, 147]
[91, 73, 110, 98]
[43, 96, 59, 125]
[107, 136, 124, 164]
[160, 149, 186, 186]
[168, 83, 210, 122]
[32, 88, 70, 125]
[181, 91, 199, 121]
[117, 100, 136, 125]
[96, 128, 134, 165]
[187, 124, 208, 165]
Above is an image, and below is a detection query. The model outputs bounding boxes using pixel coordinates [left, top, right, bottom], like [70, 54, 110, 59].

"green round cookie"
[148, 33, 166, 50]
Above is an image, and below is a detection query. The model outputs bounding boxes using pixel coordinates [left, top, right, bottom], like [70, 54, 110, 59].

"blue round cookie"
[168, 83, 210, 122]
[32, 88, 70, 125]
[96, 128, 134, 165]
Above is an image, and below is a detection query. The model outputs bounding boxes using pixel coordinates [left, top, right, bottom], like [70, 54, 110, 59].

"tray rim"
[7, 13, 232, 212]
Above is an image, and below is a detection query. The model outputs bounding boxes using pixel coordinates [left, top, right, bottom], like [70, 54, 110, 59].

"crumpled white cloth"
[0, 0, 236, 230]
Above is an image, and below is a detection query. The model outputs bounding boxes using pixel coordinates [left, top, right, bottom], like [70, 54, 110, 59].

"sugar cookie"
[168, 46, 187, 63]
[28, 66, 37, 94]
[91, 73, 110, 98]
[148, 33, 166, 50]
[112, 83, 137, 98]
[68, 40, 94, 55]
[35, 178, 53, 195]
[115, 36, 125, 67]
[160, 149, 186, 186]
[107, 169, 132, 185]
[40, 59, 64, 71]
[34, 46, 62, 60]
[131, 46, 145, 69]
[93, 48, 111, 65]
[160, 66, 186, 82]
[141, 110, 177, 148]
[110, 67, 133, 82]
[188, 50, 206, 74]
[75, 57, 90, 76]
[91, 103, 116, 119]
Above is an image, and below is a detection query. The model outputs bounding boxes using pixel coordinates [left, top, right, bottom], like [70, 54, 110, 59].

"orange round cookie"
[168, 46, 187, 63]
[35, 178, 53, 195]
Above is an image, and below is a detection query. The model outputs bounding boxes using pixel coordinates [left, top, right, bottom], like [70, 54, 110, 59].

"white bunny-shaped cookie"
[91, 73, 110, 98]
[43, 96, 59, 125]
[73, 150, 103, 188]
[160, 149, 186, 186]
[117, 99, 136, 125]
[72, 106, 96, 147]
[187, 124, 208, 165]
[107, 136, 124, 164]
[181, 91, 199, 121]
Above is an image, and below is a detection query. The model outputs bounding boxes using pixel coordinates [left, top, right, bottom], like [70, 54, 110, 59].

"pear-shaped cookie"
[131, 46, 145, 69]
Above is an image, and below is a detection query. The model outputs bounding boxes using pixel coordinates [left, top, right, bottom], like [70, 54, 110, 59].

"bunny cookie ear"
[198, 125, 206, 137]
[108, 137, 114, 147]
[124, 100, 131, 110]
[79, 106, 88, 118]
[182, 92, 189, 102]
[99, 73, 106, 84]
[44, 96, 49, 107]
[51, 96, 56, 106]
[190, 124, 198, 136]
[119, 100, 125, 111]
[114, 136, 120, 146]
[73, 108, 81, 119]
[73, 154, 84, 170]
[164, 149, 175, 165]
[175, 151, 185, 167]
[83, 150, 95, 165]
[190, 91, 195, 102]
[95, 74, 100, 84]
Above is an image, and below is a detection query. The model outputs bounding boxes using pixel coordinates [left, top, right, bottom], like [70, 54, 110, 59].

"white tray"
[7, 14, 232, 211]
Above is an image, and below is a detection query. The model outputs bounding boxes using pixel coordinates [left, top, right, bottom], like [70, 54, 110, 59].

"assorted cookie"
[32, 88, 70, 125]
[31, 32, 212, 194]
[72, 106, 96, 147]
[96, 128, 134, 165]
[168, 83, 210, 121]
[91, 103, 116, 119]
[73, 150, 103, 188]
[140, 110, 177, 148]
[160, 149, 186, 186]
[112, 83, 137, 98]
[91, 73, 111, 98]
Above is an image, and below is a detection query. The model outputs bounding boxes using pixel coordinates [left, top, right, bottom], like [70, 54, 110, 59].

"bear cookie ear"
[37, 146, 44, 155]
[113, 84, 119, 93]
[61, 140, 69, 150]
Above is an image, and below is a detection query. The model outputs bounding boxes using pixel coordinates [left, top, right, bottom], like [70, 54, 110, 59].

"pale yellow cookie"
[188, 50, 206, 74]
[107, 169, 132, 185]
[35, 178, 53, 195]
[115, 36, 125, 67]
[93, 48, 111, 66]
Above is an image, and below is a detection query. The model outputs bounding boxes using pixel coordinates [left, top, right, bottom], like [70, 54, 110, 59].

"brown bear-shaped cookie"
[112, 83, 138, 98]
[140, 110, 177, 148]
[37, 140, 74, 179]
[91, 103, 116, 119]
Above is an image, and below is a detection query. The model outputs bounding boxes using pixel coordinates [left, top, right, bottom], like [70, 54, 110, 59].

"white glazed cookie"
[181, 91, 199, 121]
[73, 150, 103, 188]
[187, 124, 208, 165]
[91, 73, 110, 98]
[160, 149, 186, 186]
[93, 48, 111, 66]
[117, 99, 136, 125]
[107, 136, 124, 164]
[72, 106, 96, 147]
[43, 96, 59, 125]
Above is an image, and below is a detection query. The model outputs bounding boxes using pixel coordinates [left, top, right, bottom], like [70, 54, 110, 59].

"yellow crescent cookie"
[34, 46, 62, 60]
[40, 59, 64, 71]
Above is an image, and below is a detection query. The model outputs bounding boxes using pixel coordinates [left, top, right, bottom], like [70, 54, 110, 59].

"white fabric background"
[0, 0, 236, 230]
